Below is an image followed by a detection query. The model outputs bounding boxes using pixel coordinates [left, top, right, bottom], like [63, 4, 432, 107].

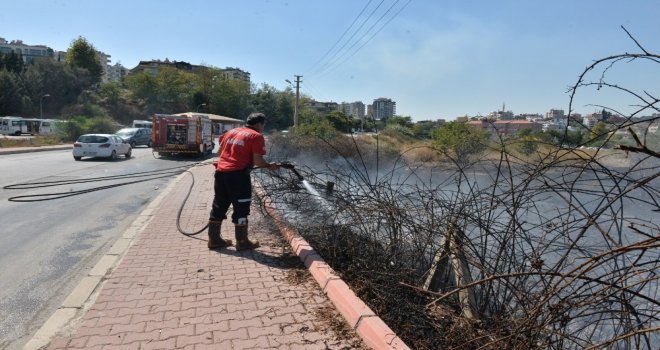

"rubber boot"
[235, 223, 259, 251]
[207, 220, 232, 249]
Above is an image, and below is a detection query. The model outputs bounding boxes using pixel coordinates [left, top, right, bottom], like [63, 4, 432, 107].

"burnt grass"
[299, 225, 517, 350]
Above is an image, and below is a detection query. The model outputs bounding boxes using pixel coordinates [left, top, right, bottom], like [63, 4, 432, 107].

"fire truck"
[151, 113, 214, 156]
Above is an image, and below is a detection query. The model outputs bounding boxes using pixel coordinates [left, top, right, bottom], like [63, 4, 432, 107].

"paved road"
[0, 146, 201, 350]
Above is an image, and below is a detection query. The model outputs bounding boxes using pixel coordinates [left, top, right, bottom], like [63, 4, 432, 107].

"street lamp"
[196, 103, 206, 112]
[40, 94, 51, 120]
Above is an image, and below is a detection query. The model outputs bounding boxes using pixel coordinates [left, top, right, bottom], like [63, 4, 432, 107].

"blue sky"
[2, 0, 658, 121]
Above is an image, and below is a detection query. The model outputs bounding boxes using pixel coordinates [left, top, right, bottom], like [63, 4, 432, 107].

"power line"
[304, 0, 375, 76]
[295, 0, 412, 106]
[308, 0, 412, 79]
[307, 0, 387, 78]
[300, 79, 325, 101]
[323, 0, 412, 77]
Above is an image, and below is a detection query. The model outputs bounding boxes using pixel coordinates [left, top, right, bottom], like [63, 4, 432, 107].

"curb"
[255, 183, 411, 350]
[22, 167, 188, 350]
[0, 145, 72, 155]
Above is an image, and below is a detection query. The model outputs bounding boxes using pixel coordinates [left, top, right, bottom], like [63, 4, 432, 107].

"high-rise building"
[96, 51, 112, 83]
[340, 101, 365, 119]
[372, 97, 396, 120]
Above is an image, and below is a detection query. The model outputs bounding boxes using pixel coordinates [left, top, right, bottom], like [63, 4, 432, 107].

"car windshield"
[78, 135, 109, 143]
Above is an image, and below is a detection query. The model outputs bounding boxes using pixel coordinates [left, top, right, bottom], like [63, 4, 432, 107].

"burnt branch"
[253, 30, 659, 349]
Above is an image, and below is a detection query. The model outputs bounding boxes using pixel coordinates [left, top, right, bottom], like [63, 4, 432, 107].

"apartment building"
[96, 51, 112, 82]
[130, 59, 199, 76]
[340, 101, 365, 119]
[545, 109, 567, 125]
[582, 113, 599, 128]
[305, 100, 340, 114]
[220, 67, 250, 83]
[106, 63, 129, 82]
[0, 37, 54, 62]
[372, 97, 396, 120]
[129, 60, 250, 85]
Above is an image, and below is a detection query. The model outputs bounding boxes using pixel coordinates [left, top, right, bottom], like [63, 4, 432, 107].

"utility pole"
[293, 75, 302, 127]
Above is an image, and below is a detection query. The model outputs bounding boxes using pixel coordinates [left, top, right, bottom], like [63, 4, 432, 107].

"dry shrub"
[401, 144, 446, 164]
[262, 40, 660, 347]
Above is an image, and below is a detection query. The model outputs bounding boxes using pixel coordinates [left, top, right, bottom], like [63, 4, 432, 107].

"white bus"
[0, 116, 27, 135]
[0, 117, 64, 136]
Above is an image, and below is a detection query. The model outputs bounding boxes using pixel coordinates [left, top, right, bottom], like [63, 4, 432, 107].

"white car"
[72, 134, 132, 161]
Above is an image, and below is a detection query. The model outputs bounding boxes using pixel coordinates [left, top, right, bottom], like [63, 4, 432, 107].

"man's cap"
[246, 112, 267, 125]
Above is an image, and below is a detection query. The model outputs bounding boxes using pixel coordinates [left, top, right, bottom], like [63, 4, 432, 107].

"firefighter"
[207, 112, 279, 250]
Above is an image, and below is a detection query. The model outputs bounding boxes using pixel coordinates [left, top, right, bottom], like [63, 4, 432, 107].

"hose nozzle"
[278, 162, 304, 181]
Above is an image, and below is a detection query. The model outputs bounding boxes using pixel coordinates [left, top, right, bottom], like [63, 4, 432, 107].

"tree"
[587, 121, 612, 147]
[512, 129, 539, 155]
[293, 109, 340, 139]
[275, 91, 294, 129]
[386, 115, 413, 128]
[22, 59, 88, 116]
[325, 111, 354, 133]
[0, 69, 24, 115]
[154, 66, 191, 112]
[547, 128, 584, 147]
[431, 121, 489, 164]
[249, 84, 279, 128]
[99, 81, 121, 105]
[65, 37, 103, 85]
[125, 71, 158, 105]
[411, 121, 436, 139]
[0, 51, 25, 73]
[209, 78, 250, 119]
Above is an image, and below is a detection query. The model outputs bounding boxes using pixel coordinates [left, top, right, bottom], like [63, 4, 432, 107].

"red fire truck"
[151, 113, 214, 156]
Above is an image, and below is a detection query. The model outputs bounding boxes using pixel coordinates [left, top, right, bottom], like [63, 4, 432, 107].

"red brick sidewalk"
[36, 163, 366, 349]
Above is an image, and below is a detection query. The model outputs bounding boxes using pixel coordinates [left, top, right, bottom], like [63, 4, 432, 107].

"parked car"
[72, 134, 132, 161]
[115, 127, 152, 148]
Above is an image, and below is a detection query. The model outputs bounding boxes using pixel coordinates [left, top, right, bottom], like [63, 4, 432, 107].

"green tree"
[0, 51, 25, 73]
[294, 109, 340, 139]
[385, 115, 415, 138]
[65, 36, 103, 85]
[431, 121, 489, 164]
[209, 78, 250, 118]
[249, 84, 279, 128]
[513, 129, 539, 155]
[23, 59, 87, 116]
[154, 66, 192, 112]
[324, 111, 354, 133]
[387, 115, 413, 128]
[99, 81, 122, 105]
[275, 91, 294, 129]
[0, 69, 24, 115]
[411, 120, 437, 139]
[125, 71, 158, 105]
[587, 121, 612, 147]
[547, 128, 584, 147]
